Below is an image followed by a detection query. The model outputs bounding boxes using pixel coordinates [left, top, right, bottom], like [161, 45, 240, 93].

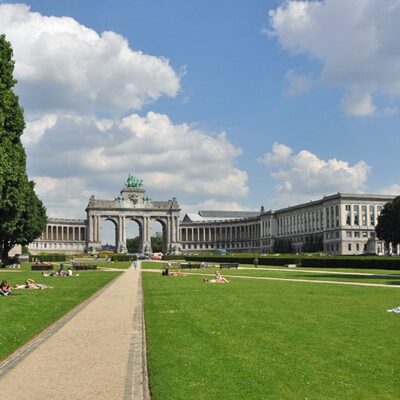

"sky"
[1, 0, 400, 236]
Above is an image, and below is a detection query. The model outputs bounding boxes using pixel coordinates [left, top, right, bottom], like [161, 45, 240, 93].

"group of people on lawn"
[0, 264, 78, 296]
[162, 266, 230, 283]
[0, 278, 52, 295]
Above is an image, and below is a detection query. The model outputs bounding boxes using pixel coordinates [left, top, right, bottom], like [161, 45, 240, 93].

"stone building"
[180, 193, 396, 255]
[28, 191, 397, 256]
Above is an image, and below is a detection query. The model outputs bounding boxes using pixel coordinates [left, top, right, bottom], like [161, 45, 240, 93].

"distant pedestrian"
[133, 260, 138, 270]
[254, 257, 258, 268]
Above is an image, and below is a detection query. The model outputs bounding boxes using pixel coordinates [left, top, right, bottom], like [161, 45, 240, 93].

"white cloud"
[260, 142, 371, 205]
[25, 112, 249, 217]
[269, 0, 400, 116]
[284, 68, 315, 96]
[0, 3, 180, 114]
[379, 184, 400, 196]
[258, 142, 292, 165]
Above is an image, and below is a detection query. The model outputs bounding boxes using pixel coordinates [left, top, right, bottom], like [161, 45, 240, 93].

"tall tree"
[375, 196, 400, 250]
[0, 34, 46, 265]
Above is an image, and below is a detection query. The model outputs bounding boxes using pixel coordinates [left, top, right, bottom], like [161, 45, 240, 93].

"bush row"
[110, 254, 136, 262]
[162, 255, 186, 261]
[185, 255, 301, 266]
[301, 257, 400, 270]
[29, 253, 67, 262]
[184, 255, 400, 270]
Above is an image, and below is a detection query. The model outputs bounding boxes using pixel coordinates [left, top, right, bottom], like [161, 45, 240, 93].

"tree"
[127, 236, 140, 253]
[273, 238, 293, 253]
[375, 196, 400, 250]
[151, 232, 164, 252]
[0, 35, 46, 265]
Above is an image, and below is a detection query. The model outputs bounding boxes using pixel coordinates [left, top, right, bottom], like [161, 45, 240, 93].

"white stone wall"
[180, 193, 395, 255]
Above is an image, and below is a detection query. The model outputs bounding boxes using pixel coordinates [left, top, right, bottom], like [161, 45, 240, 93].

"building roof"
[182, 210, 260, 223]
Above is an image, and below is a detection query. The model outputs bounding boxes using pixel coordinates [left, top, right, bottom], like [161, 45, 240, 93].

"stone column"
[97, 216, 101, 243]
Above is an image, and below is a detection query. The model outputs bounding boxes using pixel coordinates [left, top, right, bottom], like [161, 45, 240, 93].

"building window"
[362, 232, 368, 238]
[335, 205, 339, 227]
[355, 232, 360, 238]
[369, 205, 375, 226]
[356, 243, 360, 251]
[361, 205, 367, 226]
[348, 243, 352, 251]
[346, 231, 352, 238]
[353, 205, 359, 225]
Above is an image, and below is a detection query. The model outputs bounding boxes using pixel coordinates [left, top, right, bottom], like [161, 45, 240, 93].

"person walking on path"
[254, 257, 259, 268]
[133, 259, 138, 270]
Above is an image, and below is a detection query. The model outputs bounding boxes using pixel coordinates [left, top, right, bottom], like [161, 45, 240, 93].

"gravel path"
[0, 264, 149, 400]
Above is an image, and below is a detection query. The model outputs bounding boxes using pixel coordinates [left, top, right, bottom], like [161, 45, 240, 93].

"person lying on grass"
[162, 268, 186, 276]
[13, 279, 53, 290]
[203, 271, 230, 283]
[42, 268, 78, 277]
[0, 280, 12, 296]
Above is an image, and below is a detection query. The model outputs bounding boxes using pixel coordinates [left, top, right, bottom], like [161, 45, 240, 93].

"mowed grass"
[0, 267, 122, 361]
[142, 261, 400, 286]
[143, 271, 400, 400]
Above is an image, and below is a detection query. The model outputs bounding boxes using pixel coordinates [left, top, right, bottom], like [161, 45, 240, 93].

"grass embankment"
[0, 264, 123, 361]
[143, 271, 400, 399]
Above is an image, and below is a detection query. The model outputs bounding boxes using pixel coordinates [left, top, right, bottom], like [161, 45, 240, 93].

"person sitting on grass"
[215, 270, 229, 283]
[203, 271, 229, 283]
[0, 280, 12, 296]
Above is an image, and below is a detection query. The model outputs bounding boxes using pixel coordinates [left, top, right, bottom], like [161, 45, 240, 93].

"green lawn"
[143, 271, 400, 400]
[0, 268, 121, 361]
[142, 261, 400, 286]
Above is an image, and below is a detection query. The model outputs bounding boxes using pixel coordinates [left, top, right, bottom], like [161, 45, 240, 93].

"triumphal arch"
[86, 174, 181, 254]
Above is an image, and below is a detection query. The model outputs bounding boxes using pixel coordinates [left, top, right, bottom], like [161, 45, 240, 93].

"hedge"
[185, 255, 301, 266]
[29, 253, 67, 262]
[110, 254, 136, 262]
[162, 255, 186, 261]
[301, 257, 400, 270]
[184, 255, 400, 270]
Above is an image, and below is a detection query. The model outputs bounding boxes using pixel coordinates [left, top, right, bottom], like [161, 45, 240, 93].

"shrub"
[185, 255, 301, 266]
[301, 256, 400, 270]
[110, 254, 136, 262]
[29, 253, 67, 262]
[162, 255, 186, 261]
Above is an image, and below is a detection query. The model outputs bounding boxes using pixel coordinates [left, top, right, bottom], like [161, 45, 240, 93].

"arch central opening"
[126, 219, 142, 254]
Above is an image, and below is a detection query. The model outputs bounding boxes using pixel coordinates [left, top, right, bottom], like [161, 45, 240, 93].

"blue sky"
[1, 0, 400, 227]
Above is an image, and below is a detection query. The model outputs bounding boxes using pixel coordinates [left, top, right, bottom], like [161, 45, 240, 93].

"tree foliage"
[0, 35, 46, 265]
[302, 235, 324, 252]
[375, 196, 400, 247]
[127, 233, 165, 253]
[127, 237, 140, 253]
[273, 238, 293, 253]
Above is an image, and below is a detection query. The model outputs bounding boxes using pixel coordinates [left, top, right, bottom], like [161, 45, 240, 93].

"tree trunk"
[0, 241, 12, 267]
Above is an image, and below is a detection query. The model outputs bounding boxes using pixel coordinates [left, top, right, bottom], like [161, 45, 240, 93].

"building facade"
[28, 192, 398, 256]
[180, 193, 397, 255]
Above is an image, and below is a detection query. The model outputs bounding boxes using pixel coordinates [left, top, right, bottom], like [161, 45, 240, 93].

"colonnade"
[39, 222, 86, 242]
